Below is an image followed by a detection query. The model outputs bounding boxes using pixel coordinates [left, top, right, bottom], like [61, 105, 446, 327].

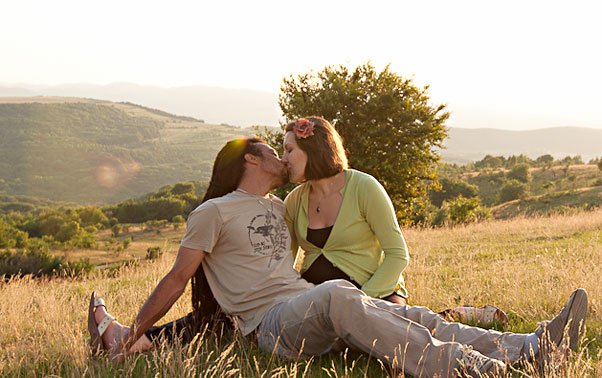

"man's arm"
[120, 246, 206, 353]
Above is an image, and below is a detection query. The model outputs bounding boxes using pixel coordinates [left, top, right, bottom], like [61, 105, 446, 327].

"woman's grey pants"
[257, 280, 525, 378]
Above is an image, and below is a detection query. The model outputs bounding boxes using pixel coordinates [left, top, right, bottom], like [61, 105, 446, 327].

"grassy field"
[458, 164, 602, 210]
[1, 209, 601, 377]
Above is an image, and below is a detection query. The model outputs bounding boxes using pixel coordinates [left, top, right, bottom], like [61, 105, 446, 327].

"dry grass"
[1, 210, 601, 377]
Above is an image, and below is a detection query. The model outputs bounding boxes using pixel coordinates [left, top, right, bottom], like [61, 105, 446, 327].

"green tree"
[171, 182, 195, 196]
[542, 181, 554, 194]
[507, 163, 532, 183]
[122, 237, 132, 251]
[0, 218, 23, 248]
[447, 195, 488, 224]
[598, 159, 602, 172]
[536, 154, 554, 170]
[505, 155, 518, 169]
[498, 180, 529, 203]
[75, 206, 109, 228]
[172, 215, 185, 231]
[428, 177, 479, 207]
[568, 174, 577, 190]
[111, 223, 122, 237]
[277, 63, 449, 223]
[55, 220, 80, 243]
[474, 155, 502, 170]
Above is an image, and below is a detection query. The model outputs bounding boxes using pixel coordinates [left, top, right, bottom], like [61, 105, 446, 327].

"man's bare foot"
[93, 303, 154, 357]
[94, 305, 129, 352]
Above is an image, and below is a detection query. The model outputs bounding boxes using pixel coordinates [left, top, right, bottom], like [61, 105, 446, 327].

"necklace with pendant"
[312, 172, 346, 214]
[236, 188, 274, 216]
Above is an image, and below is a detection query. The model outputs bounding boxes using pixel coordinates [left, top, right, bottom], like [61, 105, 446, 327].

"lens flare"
[94, 157, 141, 189]
[95, 164, 119, 188]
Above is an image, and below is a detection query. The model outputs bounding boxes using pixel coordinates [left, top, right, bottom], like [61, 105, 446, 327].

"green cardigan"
[284, 169, 409, 298]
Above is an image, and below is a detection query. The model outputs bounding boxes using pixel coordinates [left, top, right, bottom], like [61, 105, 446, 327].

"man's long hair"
[191, 137, 265, 325]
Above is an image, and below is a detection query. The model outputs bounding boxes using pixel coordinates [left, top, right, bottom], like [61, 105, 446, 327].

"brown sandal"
[88, 291, 115, 355]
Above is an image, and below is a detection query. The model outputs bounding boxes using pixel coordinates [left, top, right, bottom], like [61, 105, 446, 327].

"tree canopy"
[277, 63, 449, 223]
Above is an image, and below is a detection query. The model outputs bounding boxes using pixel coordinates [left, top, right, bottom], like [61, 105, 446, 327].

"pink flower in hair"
[293, 118, 315, 139]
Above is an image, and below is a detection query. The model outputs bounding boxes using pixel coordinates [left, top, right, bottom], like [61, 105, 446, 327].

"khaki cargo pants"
[257, 280, 525, 378]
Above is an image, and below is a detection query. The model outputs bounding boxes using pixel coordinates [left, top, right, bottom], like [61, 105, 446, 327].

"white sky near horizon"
[1, 0, 601, 130]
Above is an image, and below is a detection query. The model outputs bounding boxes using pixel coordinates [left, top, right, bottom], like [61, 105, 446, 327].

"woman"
[282, 116, 409, 305]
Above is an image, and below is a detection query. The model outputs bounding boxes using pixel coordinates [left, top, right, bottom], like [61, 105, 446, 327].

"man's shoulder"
[189, 192, 239, 215]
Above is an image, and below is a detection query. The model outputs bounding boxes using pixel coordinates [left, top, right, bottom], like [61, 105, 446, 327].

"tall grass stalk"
[1, 209, 601, 377]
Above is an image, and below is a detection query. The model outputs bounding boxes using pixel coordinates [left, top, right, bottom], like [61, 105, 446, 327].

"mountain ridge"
[1, 96, 600, 204]
[0, 82, 281, 127]
[442, 126, 602, 164]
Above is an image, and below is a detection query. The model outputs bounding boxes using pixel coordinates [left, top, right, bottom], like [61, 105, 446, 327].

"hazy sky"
[1, 0, 601, 130]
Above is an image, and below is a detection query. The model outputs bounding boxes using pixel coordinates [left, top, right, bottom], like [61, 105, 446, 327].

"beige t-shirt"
[181, 191, 314, 335]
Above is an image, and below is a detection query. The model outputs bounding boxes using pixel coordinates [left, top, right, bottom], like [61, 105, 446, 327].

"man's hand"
[117, 246, 207, 359]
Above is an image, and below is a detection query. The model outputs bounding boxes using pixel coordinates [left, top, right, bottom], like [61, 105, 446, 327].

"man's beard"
[278, 169, 290, 187]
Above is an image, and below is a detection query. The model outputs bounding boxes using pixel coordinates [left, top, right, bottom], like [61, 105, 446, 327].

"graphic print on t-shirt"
[247, 210, 288, 267]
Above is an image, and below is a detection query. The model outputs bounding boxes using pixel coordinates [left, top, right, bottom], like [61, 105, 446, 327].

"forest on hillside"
[0, 101, 250, 203]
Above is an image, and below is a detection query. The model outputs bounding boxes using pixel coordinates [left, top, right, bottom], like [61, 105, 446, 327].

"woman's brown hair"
[284, 116, 348, 180]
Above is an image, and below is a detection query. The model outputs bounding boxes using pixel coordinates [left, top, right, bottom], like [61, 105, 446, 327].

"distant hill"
[0, 83, 281, 127]
[0, 97, 252, 204]
[442, 127, 602, 164]
[3, 83, 602, 163]
[2, 95, 602, 205]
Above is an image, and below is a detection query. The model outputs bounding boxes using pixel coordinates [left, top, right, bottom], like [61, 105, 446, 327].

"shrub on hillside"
[429, 177, 479, 207]
[474, 155, 503, 169]
[74, 206, 109, 228]
[145, 219, 168, 234]
[112, 197, 187, 223]
[146, 246, 163, 260]
[63, 258, 94, 276]
[448, 196, 490, 224]
[498, 180, 530, 203]
[0, 218, 29, 248]
[506, 163, 531, 183]
[431, 206, 449, 227]
[55, 220, 80, 243]
[68, 228, 98, 249]
[535, 154, 554, 169]
[111, 223, 122, 237]
[171, 182, 195, 195]
[0, 238, 66, 277]
[428, 196, 490, 226]
[172, 215, 185, 230]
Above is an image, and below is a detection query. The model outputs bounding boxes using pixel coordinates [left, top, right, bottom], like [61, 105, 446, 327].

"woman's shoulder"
[347, 169, 382, 189]
[284, 182, 308, 206]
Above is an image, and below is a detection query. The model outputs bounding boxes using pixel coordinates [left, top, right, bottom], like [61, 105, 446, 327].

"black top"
[302, 226, 361, 288]
[305, 225, 333, 249]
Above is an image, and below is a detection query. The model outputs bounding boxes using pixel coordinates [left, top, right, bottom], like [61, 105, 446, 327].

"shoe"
[88, 291, 115, 355]
[535, 288, 588, 365]
[456, 348, 506, 377]
[451, 305, 510, 327]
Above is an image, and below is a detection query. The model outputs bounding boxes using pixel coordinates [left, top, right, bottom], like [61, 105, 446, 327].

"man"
[89, 137, 588, 377]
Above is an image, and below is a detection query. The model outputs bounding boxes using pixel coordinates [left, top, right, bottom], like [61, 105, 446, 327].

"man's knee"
[315, 279, 360, 297]
[312, 279, 365, 313]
